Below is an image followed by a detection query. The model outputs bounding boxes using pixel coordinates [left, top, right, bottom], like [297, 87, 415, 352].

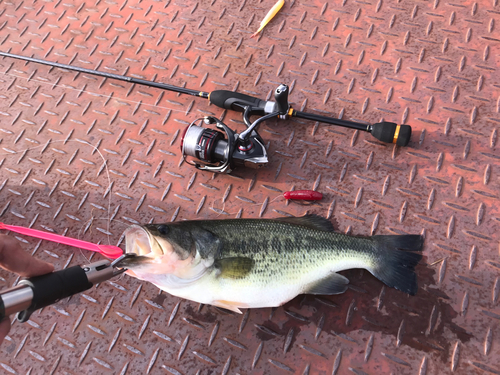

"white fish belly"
[131, 256, 374, 309]
[174, 258, 372, 309]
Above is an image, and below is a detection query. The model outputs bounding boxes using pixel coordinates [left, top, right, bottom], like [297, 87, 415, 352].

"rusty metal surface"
[0, 0, 499, 374]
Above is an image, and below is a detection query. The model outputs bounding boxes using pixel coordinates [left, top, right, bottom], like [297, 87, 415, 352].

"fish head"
[121, 224, 194, 275]
[121, 223, 217, 281]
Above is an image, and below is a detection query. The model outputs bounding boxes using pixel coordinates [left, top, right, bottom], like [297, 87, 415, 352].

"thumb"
[0, 235, 54, 278]
[21, 256, 55, 278]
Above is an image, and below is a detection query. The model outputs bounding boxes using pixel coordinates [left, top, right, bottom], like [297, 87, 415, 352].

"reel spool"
[181, 117, 268, 174]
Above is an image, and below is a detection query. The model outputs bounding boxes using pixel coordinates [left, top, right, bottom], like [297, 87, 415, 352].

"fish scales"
[200, 220, 374, 281]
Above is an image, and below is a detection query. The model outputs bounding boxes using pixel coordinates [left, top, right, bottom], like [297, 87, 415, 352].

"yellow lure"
[251, 0, 285, 38]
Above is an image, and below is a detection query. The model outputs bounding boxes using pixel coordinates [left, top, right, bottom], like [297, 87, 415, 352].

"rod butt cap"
[371, 122, 412, 146]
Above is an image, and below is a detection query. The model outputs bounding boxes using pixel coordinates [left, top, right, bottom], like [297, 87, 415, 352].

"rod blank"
[0, 51, 210, 99]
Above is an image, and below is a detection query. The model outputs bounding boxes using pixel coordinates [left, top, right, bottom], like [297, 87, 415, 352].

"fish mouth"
[121, 225, 158, 267]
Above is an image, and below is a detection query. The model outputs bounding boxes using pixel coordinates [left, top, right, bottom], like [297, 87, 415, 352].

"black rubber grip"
[371, 122, 412, 146]
[17, 265, 92, 322]
[209, 90, 266, 113]
[371, 121, 398, 143]
[396, 125, 412, 146]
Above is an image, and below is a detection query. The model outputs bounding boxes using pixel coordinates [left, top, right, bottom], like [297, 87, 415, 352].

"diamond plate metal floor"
[0, 0, 499, 374]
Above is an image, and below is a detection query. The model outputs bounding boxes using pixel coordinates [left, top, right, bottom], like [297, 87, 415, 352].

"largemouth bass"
[121, 215, 423, 313]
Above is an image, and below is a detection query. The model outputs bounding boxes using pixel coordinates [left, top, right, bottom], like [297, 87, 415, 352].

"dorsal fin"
[275, 214, 335, 232]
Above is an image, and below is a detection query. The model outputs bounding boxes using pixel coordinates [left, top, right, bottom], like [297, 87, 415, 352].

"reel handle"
[274, 84, 290, 116]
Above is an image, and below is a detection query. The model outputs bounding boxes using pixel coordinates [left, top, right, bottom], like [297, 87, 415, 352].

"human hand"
[0, 234, 54, 345]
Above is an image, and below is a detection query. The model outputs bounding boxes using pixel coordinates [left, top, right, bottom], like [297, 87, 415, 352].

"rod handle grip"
[209, 90, 266, 113]
[371, 122, 412, 146]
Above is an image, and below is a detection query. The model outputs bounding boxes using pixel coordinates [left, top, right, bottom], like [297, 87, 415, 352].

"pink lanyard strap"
[0, 222, 123, 259]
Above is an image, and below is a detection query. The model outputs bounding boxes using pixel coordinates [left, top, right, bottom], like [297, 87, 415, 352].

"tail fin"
[369, 235, 424, 295]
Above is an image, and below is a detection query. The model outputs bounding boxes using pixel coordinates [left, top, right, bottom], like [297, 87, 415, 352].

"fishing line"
[0, 69, 197, 117]
[0, 65, 220, 239]
[76, 217, 131, 264]
[0, 139, 117, 259]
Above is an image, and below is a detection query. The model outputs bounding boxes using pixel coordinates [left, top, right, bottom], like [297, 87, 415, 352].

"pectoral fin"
[215, 257, 255, 279]
[305, 273, 349, 295]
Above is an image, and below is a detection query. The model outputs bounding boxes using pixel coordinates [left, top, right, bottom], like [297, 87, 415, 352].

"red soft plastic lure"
[0, 222, 123, 259]
[283, 190, 323, 201]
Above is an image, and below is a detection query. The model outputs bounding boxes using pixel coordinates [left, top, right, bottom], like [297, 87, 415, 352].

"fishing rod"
[0, 51, 412, 173]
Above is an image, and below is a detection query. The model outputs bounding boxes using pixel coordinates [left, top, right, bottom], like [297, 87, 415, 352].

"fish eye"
[157, 225, 169, 235]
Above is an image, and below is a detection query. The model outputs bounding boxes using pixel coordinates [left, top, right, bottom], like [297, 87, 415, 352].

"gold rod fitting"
[393, 125, 401, 143]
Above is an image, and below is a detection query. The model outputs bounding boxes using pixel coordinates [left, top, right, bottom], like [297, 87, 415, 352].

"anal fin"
[212, 300, 245, 314]
[305, 273, 349, 295]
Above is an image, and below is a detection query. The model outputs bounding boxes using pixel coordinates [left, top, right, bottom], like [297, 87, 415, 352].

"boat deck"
[0, 1, 499, 374]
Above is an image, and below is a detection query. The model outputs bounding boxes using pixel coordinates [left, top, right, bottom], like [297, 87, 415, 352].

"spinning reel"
[180, 84, 291, 173]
